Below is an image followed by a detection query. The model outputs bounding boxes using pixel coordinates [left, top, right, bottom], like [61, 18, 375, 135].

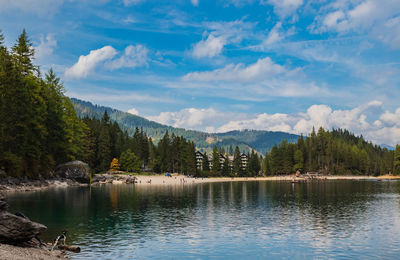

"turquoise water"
[6, 180, 400, 259]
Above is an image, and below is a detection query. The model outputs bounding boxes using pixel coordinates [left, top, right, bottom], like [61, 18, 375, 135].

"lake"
[6, 180, 400, 259]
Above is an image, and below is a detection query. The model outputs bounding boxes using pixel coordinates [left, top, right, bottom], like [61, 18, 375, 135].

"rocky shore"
[0, 161, 91, 259]
[0, 160, 90, 193]
[0, 177, 88, 193]
[0, 192, 65, 259]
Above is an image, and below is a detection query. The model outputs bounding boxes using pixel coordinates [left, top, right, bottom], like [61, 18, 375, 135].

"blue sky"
[1, 0, 400, 145]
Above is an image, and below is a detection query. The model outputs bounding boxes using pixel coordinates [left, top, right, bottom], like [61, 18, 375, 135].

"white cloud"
[65, 46, 117, 79]
[264, 22, 284, 45]
[258, 22, 296, 48]
[191, 0, 199, 7]
[65, 44, 151, 79]
[203, 20, 256, 42]
[106, 44, 149, 70]
[265, 0, 303, 18]
[192, 34, 226, 58]
[147, 108, 245, 130]
[123, 0, 143, 6]
[380, 108, 400, 127]
[144, 101, 400, 145]
[310, 0, 400, 49]
[35, 34, 57, 60]
[183, 57, 287, 82]
[224, 0, 256, 7]
[322, 10, 345, 29]
[128, 108, 139, 115]
[177, 57, 330, 100]
[217, 100, 400, 145]
[0, 0, 63, 16]
[190, 19, 256, 58]
[376, 16, 400, 49]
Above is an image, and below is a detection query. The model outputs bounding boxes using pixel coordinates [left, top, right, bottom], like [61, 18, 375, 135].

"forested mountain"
[72, 98, 299, 154]
[217, 130, 299, 153]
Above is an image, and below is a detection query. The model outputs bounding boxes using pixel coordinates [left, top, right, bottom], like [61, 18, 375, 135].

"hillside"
[72, 98, 300, 154]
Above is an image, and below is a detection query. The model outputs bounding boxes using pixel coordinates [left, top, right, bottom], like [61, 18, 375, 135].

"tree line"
[263, 127, 400, 176]
[82, 112, 197, 175]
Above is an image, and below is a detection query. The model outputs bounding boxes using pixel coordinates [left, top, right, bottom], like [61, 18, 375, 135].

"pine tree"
[212, 145, 221, 175]
[293, 149, 304, 172]
[233, 146, 241, 175]
[229, 145, 233, 156]
[186, 142, 197, 175]
[12, 29, 36, 75]
[43, 69, 68, 163]
[263, 153, 272, 176]
[97, 112, 112, 172]
[202, 152, 210, 172]
[394, 145, 400, 175]
[221, 156, 230, 176]
[158, 131, 171, 172]
[248, 150, 260, 176]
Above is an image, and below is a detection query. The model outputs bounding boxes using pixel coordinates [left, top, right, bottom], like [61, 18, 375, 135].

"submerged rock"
[55, 161, 90, 183]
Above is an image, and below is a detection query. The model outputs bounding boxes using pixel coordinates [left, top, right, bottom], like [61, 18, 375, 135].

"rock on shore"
[0, 193, 46, 243]
[54, 160, 90, 183]
[0, 193, 64, 259]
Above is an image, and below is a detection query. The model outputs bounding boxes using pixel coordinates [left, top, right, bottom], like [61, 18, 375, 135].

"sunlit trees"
[110, 158, 120, 171]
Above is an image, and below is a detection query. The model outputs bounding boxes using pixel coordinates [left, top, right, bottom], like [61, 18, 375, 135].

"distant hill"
[71, 98, 300, 154]
[217, 130, 299, 153]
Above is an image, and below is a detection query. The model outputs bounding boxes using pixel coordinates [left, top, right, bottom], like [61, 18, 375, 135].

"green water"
[6, 180, 400, 259]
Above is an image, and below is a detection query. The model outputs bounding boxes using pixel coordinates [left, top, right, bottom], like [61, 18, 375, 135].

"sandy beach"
[105, 174, 380, 186]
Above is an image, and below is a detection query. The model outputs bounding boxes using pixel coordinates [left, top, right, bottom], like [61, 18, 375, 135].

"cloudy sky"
[1, 0, 400, 145]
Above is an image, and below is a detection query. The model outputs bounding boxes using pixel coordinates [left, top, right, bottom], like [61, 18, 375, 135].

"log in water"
[58, 245, 81, 253]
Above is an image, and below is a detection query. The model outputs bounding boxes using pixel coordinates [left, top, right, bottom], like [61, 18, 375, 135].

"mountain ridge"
[71, 98, 300, 154]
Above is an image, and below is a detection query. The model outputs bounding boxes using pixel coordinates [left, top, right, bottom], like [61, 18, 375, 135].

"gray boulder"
[0, 195, 47, 243]
[55, 160, 90, 183]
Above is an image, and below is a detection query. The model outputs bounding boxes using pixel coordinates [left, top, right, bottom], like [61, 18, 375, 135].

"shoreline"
[1, 174, 397, 194]
[125, 174, 380, 185]
[0, 178, 88, 194]
[93, 173, 383, 187]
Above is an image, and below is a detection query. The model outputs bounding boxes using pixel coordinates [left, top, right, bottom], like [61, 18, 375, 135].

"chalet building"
[207, 154, 213, 169]
[219, 153, 226, 165]
[240, 153, 248, 170]
[195, 151, 204, 170]
[195, 151, 248, 171]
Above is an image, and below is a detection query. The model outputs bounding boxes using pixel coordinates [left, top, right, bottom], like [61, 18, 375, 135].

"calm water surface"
[6, 180, 400, 259]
